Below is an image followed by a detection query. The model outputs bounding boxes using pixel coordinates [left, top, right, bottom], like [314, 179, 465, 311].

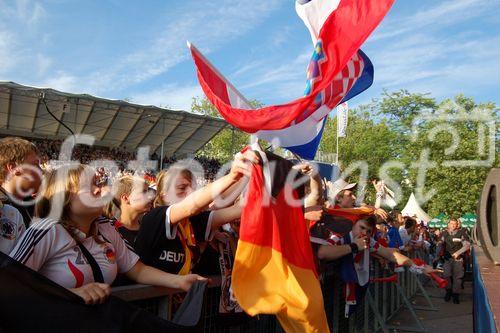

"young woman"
[107, 175, 153, 247]
[10, 165, 207, 305]
[135, 151, 257, 275]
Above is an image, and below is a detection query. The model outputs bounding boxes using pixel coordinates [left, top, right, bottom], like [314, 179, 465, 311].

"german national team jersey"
[135, 206, 213, 275]
[113, 219, 139, 249]
[0, 204, 25, 254]
[10, 218, 139, 288]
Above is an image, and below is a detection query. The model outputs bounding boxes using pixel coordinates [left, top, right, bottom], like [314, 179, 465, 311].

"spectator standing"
[0, 137, 42, 228]
[441, 218, 470, 304]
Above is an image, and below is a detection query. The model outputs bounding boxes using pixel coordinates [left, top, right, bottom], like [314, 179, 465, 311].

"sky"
[1, 0, 499, 112]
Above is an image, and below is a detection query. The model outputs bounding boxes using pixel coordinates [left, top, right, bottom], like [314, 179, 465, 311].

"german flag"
[232, 151, 329, 333]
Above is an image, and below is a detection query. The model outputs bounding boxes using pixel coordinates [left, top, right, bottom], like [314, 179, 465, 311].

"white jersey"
[0, 204, 25, 254]
[399, 227, 411, 247]
[10, 217, 139, 288]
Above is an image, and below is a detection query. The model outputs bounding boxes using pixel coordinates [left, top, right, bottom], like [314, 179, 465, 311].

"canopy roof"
[0, 82, 227, 157]
[401, 193, 431, 224]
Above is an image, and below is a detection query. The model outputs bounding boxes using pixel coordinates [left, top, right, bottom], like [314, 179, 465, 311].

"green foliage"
[192, 91, 498, 216]
[318, 90, 498, 216]
[401, 94, 499, 216]
[192, 97, 261, 163]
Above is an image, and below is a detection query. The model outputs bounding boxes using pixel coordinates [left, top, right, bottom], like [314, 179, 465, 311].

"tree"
[319, 91, 499, 215]
[319, 106, 399, 203]
[193, 97, 260, 163]
[400, 94, 499, 216]
[368, 91, 498, 216]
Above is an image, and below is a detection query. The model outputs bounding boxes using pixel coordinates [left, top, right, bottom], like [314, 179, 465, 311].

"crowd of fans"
[0, 136, 472, 328]
[27, 137, 222, 184]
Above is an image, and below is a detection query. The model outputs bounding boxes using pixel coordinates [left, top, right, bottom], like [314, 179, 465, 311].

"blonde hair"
[154, 167, 194, 207]
[0, 137, 38, 183]
[104, 175, 147, 218]
[35, 165, 102, 242]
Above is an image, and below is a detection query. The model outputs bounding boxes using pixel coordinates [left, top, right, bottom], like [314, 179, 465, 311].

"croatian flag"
[189, 0, 393, 159]
[257, 50, 373, 159]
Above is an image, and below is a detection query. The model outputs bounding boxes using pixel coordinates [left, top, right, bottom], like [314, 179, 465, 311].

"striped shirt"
[10, 217, 139, 288]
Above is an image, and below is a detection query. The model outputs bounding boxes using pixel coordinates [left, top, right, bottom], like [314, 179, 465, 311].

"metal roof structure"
[0, 82, 227, 157]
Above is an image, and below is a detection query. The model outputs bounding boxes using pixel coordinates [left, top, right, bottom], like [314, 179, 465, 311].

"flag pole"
[336, 134, 339, 165]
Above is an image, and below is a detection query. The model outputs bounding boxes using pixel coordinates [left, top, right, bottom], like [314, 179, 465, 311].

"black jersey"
[116, 225, 139, 248]
[135, 206, 212, 274]
[442, 229, 469, 257]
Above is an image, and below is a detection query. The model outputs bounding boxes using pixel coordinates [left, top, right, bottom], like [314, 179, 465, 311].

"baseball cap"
[327, 178, 357, 201]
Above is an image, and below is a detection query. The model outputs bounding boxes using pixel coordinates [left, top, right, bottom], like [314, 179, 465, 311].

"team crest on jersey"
[103, 246, 116, 264]
[72, 246, 87, 265]
[0, 217, 16, 240]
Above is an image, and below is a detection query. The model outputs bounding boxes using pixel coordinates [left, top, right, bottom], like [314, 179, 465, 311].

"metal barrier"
[112, 251, 430, 332]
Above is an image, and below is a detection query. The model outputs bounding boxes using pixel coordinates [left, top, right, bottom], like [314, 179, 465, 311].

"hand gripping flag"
[232, 148, 330, 333]
[189, 0, 394, 133]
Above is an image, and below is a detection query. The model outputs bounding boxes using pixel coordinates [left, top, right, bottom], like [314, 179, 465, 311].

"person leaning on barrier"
[9, 165, 206, 305]
[310, 215, 437, 316]
[441, 218, 470, 304]
[134, 151, 259, 276]
[0, 137, 42, 228]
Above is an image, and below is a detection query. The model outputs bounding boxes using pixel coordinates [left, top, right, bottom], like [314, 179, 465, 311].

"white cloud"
[239, 49, 310, 89]
[131, 84, 203, 111]
[370, 0, 489, 42]
[270, 25, 294, 48]
[2, 0, 47, 27]
[0, 0, 49, 79]
[39, 71, 79, 92]
[0, 31, 19, 75]
[86, 0, 283, 93]
[36, 53, 52, 76]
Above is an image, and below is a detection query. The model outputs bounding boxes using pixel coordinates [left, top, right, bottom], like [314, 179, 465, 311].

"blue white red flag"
[189, 0, 393, 159]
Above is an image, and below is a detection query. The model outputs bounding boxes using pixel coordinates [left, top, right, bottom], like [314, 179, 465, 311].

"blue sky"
[1, 0, 499, 112]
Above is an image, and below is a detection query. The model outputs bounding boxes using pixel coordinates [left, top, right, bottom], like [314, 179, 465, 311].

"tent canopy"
[401, 193, 431, 224]
[428, 213, 449, 228]
[0, 82, 228, 157]
[460, 213, 476, 228]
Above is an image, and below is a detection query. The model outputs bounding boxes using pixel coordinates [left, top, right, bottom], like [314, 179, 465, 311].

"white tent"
[401, 193, 431, 225]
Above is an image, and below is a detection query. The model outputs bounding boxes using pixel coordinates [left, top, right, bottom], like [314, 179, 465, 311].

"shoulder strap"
[77, 242, 104, 283]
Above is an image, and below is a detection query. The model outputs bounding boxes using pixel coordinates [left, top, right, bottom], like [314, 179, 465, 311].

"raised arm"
[293, 163, 323, 208]
[209, 203, 242, 229]
[169, 151, 258, 225]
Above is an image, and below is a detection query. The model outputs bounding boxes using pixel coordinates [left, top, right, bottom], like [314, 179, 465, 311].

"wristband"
[349, 243, 359, 255]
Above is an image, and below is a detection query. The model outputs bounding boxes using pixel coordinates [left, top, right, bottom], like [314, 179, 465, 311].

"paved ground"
[387, 280, 473, 333]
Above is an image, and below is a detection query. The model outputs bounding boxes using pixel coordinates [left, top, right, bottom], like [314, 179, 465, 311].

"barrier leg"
[366, 290, 390, 333]
[385, 284, 428, 333]
[158, 295, 171, 320]
[411, 277, 439, 311]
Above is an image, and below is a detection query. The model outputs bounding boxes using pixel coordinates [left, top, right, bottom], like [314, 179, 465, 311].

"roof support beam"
[30, 96, 42, 132]
[132, 118, 161, 151]
[117, 108, 145, 147]
[170, 119, 206, 157]
[98, 107, 121, 142]
[6, 89, 12, 129]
